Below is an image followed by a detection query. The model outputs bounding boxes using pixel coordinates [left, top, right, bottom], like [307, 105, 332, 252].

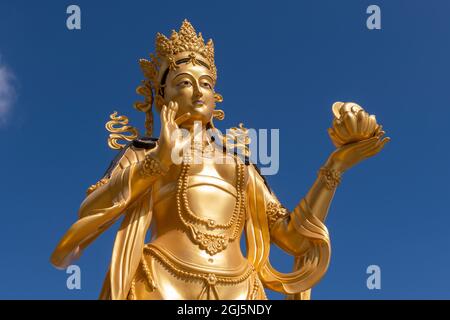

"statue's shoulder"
[102, 136, 159, 179]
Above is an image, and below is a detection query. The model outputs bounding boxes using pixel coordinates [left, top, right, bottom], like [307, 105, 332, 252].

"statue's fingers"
[376, 129, 386, 139]
[167, 102, 176, 121]
[373, 124, 382, 136]
[171, 102, 179, 122]
[360, 141, 383, 157]
[166, 107, 173, 124]
[361, 137, 390, 157]
[172, 102, 180, 127]
[359, 136, 378, 145]
[361, 146, 380, 158]
[161, 105, 168, 124]
[361, 143, 380, 155]
[168, 104, 176, 125]
[352, 136, 379, 152]
[379, 136, 390, 148]
[363, 144, 385, 158]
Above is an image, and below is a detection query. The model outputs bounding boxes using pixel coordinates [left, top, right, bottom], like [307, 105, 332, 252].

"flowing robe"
[51, 139, 330, 300]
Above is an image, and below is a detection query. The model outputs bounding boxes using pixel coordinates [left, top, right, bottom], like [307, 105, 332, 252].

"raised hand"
[154, 101, 191, 167]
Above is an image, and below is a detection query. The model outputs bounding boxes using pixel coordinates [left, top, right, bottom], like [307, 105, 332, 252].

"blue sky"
[0, 0, 449, 299]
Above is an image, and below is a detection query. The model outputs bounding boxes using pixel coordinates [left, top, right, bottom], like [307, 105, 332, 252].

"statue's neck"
[181, 122, 215, 148]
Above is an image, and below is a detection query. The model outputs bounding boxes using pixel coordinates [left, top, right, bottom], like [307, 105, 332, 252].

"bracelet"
[140, 154, 169, 178]
[318, 166, 342, 190]
[266, 201, 289, 230]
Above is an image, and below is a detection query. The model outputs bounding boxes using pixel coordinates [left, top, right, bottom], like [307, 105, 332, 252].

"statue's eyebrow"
[199, 74, 214, 83]
[172, 72, 214, 84]
[172, 72, 193, 81]
[171, 72, 195, 86]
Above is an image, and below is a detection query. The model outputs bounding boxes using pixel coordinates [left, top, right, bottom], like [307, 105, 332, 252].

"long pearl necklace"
[176, 150, 245, 255]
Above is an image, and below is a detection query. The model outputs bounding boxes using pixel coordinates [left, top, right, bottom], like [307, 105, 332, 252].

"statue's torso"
[151, 149, 248, 270]
[133, 149, 263, 299]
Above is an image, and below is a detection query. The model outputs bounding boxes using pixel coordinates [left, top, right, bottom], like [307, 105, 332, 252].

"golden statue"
[50, 20, 389, 300]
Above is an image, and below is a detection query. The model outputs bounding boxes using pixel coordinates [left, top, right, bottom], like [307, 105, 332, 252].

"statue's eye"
[202, 82, 212, 89]
[178, 80, 192, 87]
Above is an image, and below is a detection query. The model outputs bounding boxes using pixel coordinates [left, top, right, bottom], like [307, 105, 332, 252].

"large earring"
[213, 93, 224, 120]
[213, 109, 225, 121]
[214, 93, 223, 103]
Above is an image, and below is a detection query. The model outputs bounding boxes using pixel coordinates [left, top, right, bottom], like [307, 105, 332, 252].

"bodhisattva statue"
[50, 20, 389, 300]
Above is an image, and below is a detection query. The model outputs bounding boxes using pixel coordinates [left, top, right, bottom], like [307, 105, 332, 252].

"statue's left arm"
[268, 104, 390, 256]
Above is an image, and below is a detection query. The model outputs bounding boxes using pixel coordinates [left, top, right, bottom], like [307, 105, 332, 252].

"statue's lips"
[192, 100, 205, 108]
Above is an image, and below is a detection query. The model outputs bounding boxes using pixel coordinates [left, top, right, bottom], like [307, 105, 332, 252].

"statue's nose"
[193, 84, 203, 99]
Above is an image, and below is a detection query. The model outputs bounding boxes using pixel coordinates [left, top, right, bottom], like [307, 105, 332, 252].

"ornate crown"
[132, 20, 217, 136]
[136, 20, 216, 105]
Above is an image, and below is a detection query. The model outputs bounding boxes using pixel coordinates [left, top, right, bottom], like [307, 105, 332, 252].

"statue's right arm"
[51, 102, 179, 269]
[50, 146, 167, 269]
[79, 146, 169, 218]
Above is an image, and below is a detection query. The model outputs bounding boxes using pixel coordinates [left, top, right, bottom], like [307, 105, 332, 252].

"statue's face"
[163, 62, 216, 129]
